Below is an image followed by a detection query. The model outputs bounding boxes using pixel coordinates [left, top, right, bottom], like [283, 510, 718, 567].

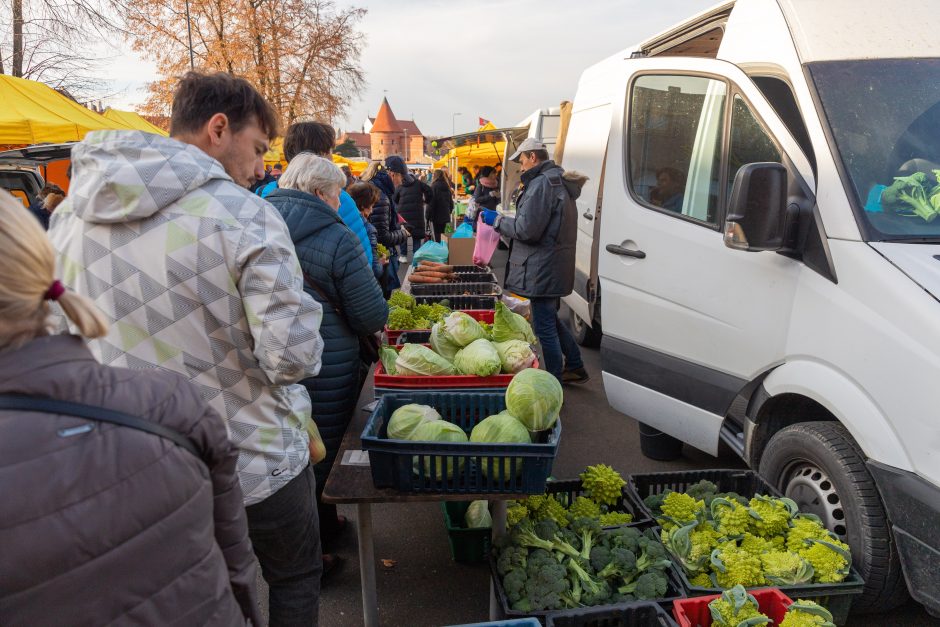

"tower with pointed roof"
[368, 97, 425, 163]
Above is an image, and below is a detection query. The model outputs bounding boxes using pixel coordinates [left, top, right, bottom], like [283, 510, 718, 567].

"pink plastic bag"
[473, 214, 501, 265]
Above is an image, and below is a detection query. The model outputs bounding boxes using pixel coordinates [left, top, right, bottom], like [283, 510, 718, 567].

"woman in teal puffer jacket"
[266, 154, 388, 549]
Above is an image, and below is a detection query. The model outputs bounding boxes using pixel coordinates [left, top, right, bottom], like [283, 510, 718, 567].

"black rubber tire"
[569, 308, 602, 348]
[758, 421, 909, 613]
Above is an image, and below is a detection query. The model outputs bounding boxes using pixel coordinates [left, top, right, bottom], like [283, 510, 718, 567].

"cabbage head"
[505, 368, 563, 431]
[379, 346, 399, 375]
[465, 500, 492, 528]
[453, 339, 502, 376]
[443, 311, 486, 347]
[492, 301, 537, 344]
[470, 411, 531, 479]
[430, 321, 461, 361]
[493, 340, 537, 374]
[410, 420, 469, 481]
[387, 403, 440, 440]
[395, 343, 456, 376]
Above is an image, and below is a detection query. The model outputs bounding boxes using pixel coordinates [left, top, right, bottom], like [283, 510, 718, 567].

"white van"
[560, 0, 940, 615]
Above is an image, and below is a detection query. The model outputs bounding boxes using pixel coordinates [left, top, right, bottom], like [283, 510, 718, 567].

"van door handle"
[582, 211, 594, 220]
[605, 244, 646, 259]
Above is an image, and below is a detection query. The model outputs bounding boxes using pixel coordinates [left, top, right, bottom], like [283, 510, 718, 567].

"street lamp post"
[185, 0, 195, 70]
[452, 112, 462, 136]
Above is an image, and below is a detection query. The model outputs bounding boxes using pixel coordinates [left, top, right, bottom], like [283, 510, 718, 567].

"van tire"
[758, 421, 909, 613]
[569, 309, 601, 348]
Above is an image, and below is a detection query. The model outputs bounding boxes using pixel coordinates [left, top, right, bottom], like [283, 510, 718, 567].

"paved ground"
[258, 247, 936, 626]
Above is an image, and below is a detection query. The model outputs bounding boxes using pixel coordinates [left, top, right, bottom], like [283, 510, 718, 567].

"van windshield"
[809, 59, 940, 241]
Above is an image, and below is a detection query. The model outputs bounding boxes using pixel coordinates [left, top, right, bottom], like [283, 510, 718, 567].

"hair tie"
[44, 280, 66, 301]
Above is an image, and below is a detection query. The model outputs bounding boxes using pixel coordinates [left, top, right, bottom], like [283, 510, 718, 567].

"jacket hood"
[521, 160, 588, 200]
[400, 173, 417, 187]
[65, 130, 233, 224]
[562, 171, 588, 200]
[266, 188, 344, 243]
[370, 170, 396, 199]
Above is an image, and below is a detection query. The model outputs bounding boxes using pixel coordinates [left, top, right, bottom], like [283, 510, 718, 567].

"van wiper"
[878, 237, 940, 244]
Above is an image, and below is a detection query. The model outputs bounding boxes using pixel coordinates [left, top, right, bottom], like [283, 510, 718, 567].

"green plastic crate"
[442, 501, 491, 563]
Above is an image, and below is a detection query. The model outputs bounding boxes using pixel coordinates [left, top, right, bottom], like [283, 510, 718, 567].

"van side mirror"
[724, 162, 789, 252]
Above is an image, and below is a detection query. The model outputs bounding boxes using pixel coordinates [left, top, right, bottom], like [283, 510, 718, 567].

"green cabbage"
[492, 301, 536, 344]
[465, 500, 492, 528]
[379, 346, 399, 374]
[395, 343, 457, 376]
[505, 368, 563, 431]
[453, 338, 502, 376]
[387, 403, 441, 440]
[493, 340, 537, 374]
[443, 311, 486, 347]
[410, 420, 469, 480]
[430, 321, 461, 361]
[470, 411, 531, 479]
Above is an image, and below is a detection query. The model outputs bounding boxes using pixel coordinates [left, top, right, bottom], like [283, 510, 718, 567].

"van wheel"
[569, 309, 601, 348]
[759, 422, 908, 613]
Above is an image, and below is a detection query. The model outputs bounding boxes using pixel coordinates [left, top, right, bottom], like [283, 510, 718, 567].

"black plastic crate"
[627, 469, 782, 522]
[361, 391, 561, 494]
[394, 330, 432, 345]
[413, 294, 498, 310]
[545, 602, 678, 627]
[410, 282, 503, 297]
[450, 264, 491, 273]
[451, 271, 498, 283]
[490, 554, 685, 624]
[544, 479, 652, 529]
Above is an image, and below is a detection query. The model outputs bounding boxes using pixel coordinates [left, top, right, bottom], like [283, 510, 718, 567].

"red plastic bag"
[473, 214, 501, 265]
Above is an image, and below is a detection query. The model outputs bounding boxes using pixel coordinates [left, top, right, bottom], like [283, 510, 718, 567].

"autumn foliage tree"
[121, 0, 366, 126]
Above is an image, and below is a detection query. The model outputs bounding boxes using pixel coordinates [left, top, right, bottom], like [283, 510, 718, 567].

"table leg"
[357, 502, 379, 627]
[489, 500, 508, 620]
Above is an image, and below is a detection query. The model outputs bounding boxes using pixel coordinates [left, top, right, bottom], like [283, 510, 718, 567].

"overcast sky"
[99, 0, 715, 136]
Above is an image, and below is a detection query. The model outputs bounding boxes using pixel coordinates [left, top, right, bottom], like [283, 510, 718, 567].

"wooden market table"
[321, 391, 523, 627]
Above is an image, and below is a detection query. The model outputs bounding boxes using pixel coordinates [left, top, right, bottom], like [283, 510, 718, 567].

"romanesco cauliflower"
[760, 550, 815, 585]
[800, 538, 851, 583]
[711, 497, 757, 537]
[579, 464, 625, 507]
[568, 496, 601, 520]
[660, 492, 705, 528]
[598, 511, 633, 527]
[786, 516, 832, 552]
[748, 495, 797, 537]
[708, 585, 771, 626]
[387, 307, 416, 330]
[780, 600, 836, 627]
[387, 290, 415, 310]
[710, 545, 766, 588]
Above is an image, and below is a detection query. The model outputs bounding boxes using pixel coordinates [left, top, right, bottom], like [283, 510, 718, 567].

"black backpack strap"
[0, 394, 201, 459]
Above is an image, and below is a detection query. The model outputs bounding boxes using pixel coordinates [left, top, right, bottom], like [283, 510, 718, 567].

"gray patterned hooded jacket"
[48, 130, 325, 505]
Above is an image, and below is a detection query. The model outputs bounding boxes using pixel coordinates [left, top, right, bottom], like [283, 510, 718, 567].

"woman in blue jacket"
[266, 154, 389, 564]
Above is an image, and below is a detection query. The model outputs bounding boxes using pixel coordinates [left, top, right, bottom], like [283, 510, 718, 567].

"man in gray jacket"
[49, 72, 326, 625]
[481, 138, 589, 383]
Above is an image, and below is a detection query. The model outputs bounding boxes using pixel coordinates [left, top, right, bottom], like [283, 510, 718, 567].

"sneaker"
[561, 367, 590, 385]
[398, 255, 408, 263]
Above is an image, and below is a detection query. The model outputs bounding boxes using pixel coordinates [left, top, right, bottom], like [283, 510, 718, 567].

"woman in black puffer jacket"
[362, 162, 407, 293]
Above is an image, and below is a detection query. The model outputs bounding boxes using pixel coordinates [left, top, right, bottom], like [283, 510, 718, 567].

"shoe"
[321, 553, 344, 582]
[398, 255, 408, 263]
[561, 367, 590, 385]
[321, 514, 350, 549]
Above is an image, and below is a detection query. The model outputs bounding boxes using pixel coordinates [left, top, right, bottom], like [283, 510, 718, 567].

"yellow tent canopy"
[103, 108, 168, 136]
[433, 122, 506, 170]
[263, 137, 368, 175]
[0, 75, 135, 145]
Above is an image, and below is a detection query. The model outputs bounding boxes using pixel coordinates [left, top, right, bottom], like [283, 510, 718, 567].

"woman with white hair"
[0, 190, 262, 625]
[265, 154, 388, 573]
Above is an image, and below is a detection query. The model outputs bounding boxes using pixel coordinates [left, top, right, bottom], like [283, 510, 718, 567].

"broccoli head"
[685, 479, 720, 505]
[588, 545, 611, 573]
[602, 525, 642, 554]
[502, 567, 527, 605]
[596, 546, 638, 580]
[643, 491, 668, 516]
[387, 290, 415, 310]
[570, 516, 602, 560]
[618, 571, 669, 601]
[525, 557, 569, 610]
[497, 545, 528, 576]
[635, 536, 672, 573]
[566, 557, 610, 605]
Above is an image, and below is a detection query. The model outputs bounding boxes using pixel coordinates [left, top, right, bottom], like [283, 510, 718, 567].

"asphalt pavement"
[257, 246, 936, 626]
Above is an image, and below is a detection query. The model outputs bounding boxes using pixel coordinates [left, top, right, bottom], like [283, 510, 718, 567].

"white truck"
[560, 0, 940, 615]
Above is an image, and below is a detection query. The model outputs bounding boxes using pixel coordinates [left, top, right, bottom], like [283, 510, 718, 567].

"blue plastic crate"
[361, 391, 561, 494]
[448, 619, 541, 627]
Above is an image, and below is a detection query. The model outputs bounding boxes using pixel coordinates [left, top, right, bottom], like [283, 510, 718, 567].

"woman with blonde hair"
[0, 190, 262, 625]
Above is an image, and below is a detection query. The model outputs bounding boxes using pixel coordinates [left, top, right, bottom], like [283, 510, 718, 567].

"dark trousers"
[402, 225, 424, 258]
[246, 464, 322, 627]
[530, 297, 584, 380]
[431, 221, 448, 243]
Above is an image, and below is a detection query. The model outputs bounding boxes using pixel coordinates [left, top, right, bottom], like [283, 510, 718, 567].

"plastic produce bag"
[473, 216, 501, 265]
[493, 340, 537, 374]
[412, 240, 449, 267]
[453, 222, 474, 238]
[501, 293, 531, 319]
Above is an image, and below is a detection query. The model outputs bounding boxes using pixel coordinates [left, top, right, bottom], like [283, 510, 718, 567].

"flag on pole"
[478, 117, 490, 126]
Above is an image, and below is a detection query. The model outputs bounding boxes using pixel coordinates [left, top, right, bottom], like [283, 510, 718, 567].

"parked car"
[558, 0, 940, 616]
[0, 143, 74, 207]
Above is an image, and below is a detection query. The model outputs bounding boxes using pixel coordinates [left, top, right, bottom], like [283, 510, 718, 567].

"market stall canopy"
[432, 123, 527, 170]
[0, 75, 135, 145]
[103, 108, 168, 136]
[263, 137, 368, 175]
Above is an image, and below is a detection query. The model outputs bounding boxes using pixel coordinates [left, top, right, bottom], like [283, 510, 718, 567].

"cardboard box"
[444, 235, 476, 265]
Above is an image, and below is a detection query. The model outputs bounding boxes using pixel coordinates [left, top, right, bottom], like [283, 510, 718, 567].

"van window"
[629, 75, 727, 226]
[727, 95, 782, 197]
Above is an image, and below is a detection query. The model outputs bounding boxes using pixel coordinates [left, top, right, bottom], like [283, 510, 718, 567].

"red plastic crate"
[385, 310, 494, 344]
[374, 343, 538, 390]
[672, 588, 793, 627]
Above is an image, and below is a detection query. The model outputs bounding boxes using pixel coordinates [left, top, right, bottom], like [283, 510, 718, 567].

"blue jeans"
[530, 297, 584, 379]
[246, 464, 322, 626]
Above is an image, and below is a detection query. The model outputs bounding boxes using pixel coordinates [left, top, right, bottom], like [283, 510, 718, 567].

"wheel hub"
[784, 463, 847, 538]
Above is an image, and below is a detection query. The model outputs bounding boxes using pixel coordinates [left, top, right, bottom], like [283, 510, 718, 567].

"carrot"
[409, 274, 444, 283]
